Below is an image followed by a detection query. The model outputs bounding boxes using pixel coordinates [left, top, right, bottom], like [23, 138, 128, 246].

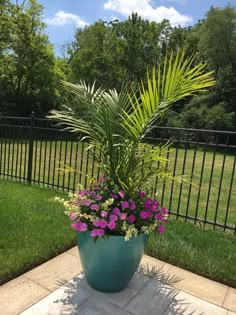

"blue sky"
[39, 0, 235, 55]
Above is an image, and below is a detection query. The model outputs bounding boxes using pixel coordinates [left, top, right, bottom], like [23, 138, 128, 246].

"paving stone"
[66, 246, 79, 258]
[24, 252, 82, 291]
[124, 278, 179, 315]
[228, 312, 236, 315]
[127, 272, 150, 291]
[20, 277, 92, 315]
[163, 290, 228, 315]
[77, 273, 139, 308]
[74, 295, 132, 315]
[166, 265, 228, 306]
[0, 275, 50, 315]
[224, 288, 236, 312]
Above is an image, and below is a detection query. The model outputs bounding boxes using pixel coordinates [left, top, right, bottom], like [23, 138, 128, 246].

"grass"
[0, 179, 235, 287]
[0, 179, 76, 285]
[146, 219, 236, 288]
[0, 139, 235, 229]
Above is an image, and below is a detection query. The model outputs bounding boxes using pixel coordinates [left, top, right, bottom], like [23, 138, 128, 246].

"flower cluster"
[56, 177, 169, 241]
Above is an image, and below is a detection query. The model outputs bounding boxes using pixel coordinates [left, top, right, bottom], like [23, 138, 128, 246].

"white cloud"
[104, 0, 192, 26]
[45, 11, 88, 27]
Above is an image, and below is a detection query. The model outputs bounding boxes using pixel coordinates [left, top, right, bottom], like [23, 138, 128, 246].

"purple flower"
[95, 195, 103, 201]
[90, 204, 99, 211]
[84, 199, 92, 206]
[108, 221, 116, 230]
[121, 201, 129, 209]
[138, 191, 145, 198]
[112, 207, 120, 215]
[144, 199, 152, 210]
[157, 225, 165, 234]
[101, 210, 108, 217]
[128, 214, 136, 223]
[93, 219, 100, 227]
[119, 190, 125, 198]
[99, 219, 107, 228]
[140, 211, 148, 219]
[129, 203, 136, 211]
[109, 214, 118, 222]
[155, 213, 163, 221]
[76, 222, 88, 232]
[120, 213, 127, 220]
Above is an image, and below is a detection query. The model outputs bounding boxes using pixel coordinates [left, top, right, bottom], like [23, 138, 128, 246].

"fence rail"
[0, 114, 236, 233]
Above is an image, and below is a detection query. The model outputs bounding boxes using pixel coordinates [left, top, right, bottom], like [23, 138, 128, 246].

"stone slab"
[163, 290, 228, 315]
[124, 278, 179, 315]
[166, 265, 228, 306]
[24, 252, 82, 291]
[20, 277, 92, 315]
[0, 275, 50, 315]
[66, 246, 79, 257]
[74, 295, 132, 315]
[224, 288, 236, 312]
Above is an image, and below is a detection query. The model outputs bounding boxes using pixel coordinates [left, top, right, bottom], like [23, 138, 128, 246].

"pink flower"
[91, 229, 104, 237]
[161, 207, 169, 215]
[155, 213, 163, 221]
[138, 191, 145, 198]
[108, 221, 116, 230]
[70, 213, 75, 220]
[99, 219, 107, 228]
[71, 223, 76, 230]
[119, 190, 125, 198]
[76, 222, 88, 232]
[128, 214, 136, 223]
[95, 195, 103, 201]
[121, 201, 129, 209]
[140, 211, 148, 219]
[112, 207, 120, 215]
[129, 203, 136, 211]
[109, 214, 118, 222]
[157, 225, 165, 234]
[120, 213, 127, 220]
[90, 204, 99, 211]
[101, 210, 108, 217]
[84, 199, 92, 206]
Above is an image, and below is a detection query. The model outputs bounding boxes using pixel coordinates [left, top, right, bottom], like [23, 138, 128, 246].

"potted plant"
[51, 52, 215, 292]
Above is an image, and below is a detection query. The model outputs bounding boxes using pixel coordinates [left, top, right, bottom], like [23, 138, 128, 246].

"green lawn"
[0, 139, 235, 230]
[0, 179, 235, 287]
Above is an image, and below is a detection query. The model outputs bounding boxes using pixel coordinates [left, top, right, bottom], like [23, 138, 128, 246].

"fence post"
[27, 112, 35, 183]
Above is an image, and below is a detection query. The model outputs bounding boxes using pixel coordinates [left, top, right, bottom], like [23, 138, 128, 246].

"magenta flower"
[155, 213, 163, 221]
[119, 190, 125, 198]
[138, 191, 145, 198]
[144, 199, 152, 210]
[90, 204, 99, 211]
[121, 201, 129, 209]
[157, 225, 165, 234]
[140, 211, 148, 219]
[101, 210, 108, 217]
[152, 201, 159, 212]
[99, 219, 107, 228]
[112, 207, 120, 215]
[93, 219, 100, 227]
[129, 203, 136, 211]
[71, 223, 76, 230]
[108, 221, 116, 230]
[84, 199, 92, 206]
[109, 214, 118, 222]
[120, 213, 127, 220]
[128, 214, 136, 223]
[76, 222, 88, 232]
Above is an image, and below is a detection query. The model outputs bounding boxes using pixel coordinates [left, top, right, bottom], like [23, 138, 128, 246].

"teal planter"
[77, 231, 149, 292]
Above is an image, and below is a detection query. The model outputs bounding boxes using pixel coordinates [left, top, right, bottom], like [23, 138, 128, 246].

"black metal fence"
[0, 115, 235, 233]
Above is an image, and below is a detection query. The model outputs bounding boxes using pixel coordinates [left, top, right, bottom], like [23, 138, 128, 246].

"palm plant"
[49, 52, 215, 196]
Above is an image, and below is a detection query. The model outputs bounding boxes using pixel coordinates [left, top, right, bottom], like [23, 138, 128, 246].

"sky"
[38, 0, 236, 56]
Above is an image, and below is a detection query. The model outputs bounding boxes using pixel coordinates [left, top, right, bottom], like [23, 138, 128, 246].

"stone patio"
[0, 247, 235, 315]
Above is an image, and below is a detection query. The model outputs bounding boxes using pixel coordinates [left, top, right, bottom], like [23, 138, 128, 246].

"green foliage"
[49, 53, 215, 193]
